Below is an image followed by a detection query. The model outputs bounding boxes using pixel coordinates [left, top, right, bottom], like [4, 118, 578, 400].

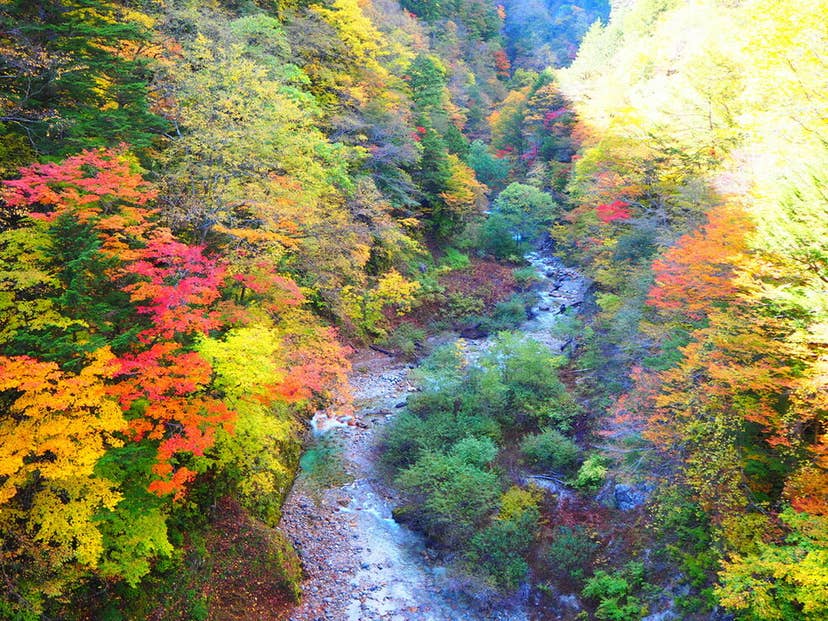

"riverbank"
[280, 254, 589, 621]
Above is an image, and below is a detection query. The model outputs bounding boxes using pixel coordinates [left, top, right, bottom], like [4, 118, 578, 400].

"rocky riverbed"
[280, 254, 589, 621]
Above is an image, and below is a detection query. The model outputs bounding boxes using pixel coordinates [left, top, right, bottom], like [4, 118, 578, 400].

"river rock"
[558, 594, 581, 613]
[460, 324, 489, 339]
[643, 611, 679, 621]
[614, 483, 649, 510]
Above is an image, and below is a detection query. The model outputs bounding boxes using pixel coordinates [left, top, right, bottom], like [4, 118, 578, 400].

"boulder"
[614, 483, 649, 511]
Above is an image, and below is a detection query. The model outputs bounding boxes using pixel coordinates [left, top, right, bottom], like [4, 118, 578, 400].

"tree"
[0, 350, 126, 613]
[0, 0, 164, 157]
[466, 139, 510, 192]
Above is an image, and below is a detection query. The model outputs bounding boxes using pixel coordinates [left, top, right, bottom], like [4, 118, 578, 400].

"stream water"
[280, 253, 589, 621]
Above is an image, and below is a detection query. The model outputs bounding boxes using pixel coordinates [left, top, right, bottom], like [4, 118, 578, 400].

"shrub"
[379, 411, 427, 470]
[440, 247, 471, 270]
[446, 291, 486, 320]
[512, 266, 541, 289]
[381, 408, 502, 472]
[466, 519, 530, 591]
[582, 562, 646, 621]
[480, 296, 528, 332]
[574, 454, 608, 491]
[381, 322, 426, 359]
[451, 436, 499, 467]
[543, 525, 598, 587]
[464, 486, 541, 591]
[481, 332, 579, 428]
[520, 429, 580, 472]
[395, 451, 501, 547]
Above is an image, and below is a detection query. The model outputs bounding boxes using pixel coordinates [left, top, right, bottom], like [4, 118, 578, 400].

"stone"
[557, 594, 581, 612]
[642, 611, 679, 621]
[614, 483, 648, 511]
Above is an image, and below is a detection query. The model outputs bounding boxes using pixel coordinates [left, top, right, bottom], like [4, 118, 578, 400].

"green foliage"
[479, 296, 529, 333]
[383, 335, 578, 590]
[465, 487, 542, 590]
[715, 509, 828, 621]
[512, 266, 541, 289]
[582, 562, 647, 621]
[520, 429, 580, 472]
[573, 454, 608, 491]
[466, 140, 510, 192]
[450, 436, 500, 467]
[402, 0, 501, 40]
[395, 446, 501, 547]
[380, 323, 426, 359]
[492, 183, 559, 239]
[479, 212, 525, 260]
[481, 332, 579, 428]
[543, 525, 599, 587]
[479, 182, 559, 259]
[0, 0, 165, 157]
[440, 247, 472, 270]
[408, 54, 448, 111]
[446, 291, 486, 320]
[343, 269, 421, 338]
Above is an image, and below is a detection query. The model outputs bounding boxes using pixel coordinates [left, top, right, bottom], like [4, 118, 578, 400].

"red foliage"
[520, 145, 539, 162]
[495, 146, 514, 159]
[543, 108, 568, 130]
[124, 231, 225, 342]
[3, 146, 156, 214]
[595, 200, 632, 223]
[493, 49, 511, 78]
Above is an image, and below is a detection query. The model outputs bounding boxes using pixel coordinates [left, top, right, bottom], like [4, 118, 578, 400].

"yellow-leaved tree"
[0, 349, 125, 606]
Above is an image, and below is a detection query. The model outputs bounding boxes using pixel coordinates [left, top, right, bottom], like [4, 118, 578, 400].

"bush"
[451, 436, 499, 467]
[520, 429, 580, 472]
[543, 525, 598, 587]
[381, 323, 426, 359]
[380, 336, 580, 591]
[446, 291, 486, 320]
[481, 332, 579, 428]
[440, 247, 471, 270]
[379, 411, 427, 470]
[464, 487, 541, 591]
[395, 450, 501, 547]
[512, 266, 541, 289]
[582, 562, 646, 621]
[466, 520, 530, 591]
[480, 296, 528, 332]
[574, 454, 608, 491]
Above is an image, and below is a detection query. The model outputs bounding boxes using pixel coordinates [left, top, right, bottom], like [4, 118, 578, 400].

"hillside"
[0, 1, 824, 619]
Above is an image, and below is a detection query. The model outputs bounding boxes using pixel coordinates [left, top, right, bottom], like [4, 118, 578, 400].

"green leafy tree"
[0, 0, 164, 157]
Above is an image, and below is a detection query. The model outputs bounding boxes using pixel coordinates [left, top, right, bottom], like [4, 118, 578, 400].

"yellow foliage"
[0, 349, 126, 571]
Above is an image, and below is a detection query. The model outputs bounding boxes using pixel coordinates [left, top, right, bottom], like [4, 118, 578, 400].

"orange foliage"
[0, 350, 125, 502]
[648, 205, 752, 320]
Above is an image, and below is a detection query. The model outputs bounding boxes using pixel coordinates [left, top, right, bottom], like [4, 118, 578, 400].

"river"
[280, 252, 589, 621]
